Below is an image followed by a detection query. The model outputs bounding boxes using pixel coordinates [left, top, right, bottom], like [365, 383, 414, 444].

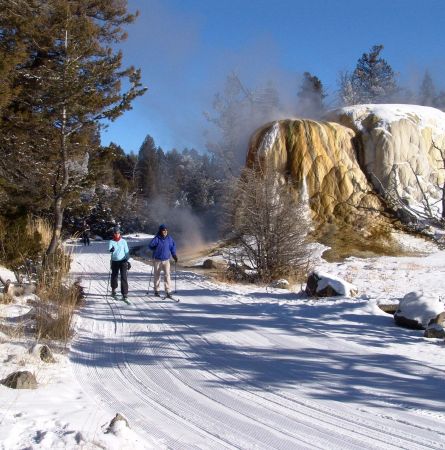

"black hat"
[113, 226, 121, 234]
[159, 224, 167, 231]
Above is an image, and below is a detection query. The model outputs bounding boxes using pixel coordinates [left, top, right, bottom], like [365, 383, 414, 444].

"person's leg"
[154, 260, 162, 293]
[110, 261, 119, 294]
[120, 261, 128, 296]
[163, 260, 171, 293]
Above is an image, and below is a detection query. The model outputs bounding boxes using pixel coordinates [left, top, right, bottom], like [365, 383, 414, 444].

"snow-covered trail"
[69, 239, 445, 449]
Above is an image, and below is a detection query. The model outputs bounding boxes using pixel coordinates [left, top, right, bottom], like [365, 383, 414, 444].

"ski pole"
[174, 260, 177, 293]
[105, 257, 112, 299]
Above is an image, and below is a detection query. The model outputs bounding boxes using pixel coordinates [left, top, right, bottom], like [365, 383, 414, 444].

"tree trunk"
[442, 184, 445, 219]
[46, 196, 64, 255]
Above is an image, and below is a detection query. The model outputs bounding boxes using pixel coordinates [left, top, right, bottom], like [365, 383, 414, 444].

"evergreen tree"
[297, 71, 326, 117]
[0, 0, 146, 253]
[434, 91, 445, 111]
[136, 135, 163, 199]
[418, 71, 436, 106]
[339, 44, 398, 105]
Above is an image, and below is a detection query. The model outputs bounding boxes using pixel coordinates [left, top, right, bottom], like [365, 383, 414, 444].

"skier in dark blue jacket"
[149, 224, 178, 297]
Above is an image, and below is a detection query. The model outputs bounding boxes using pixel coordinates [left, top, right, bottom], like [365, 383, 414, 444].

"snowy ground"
[1, 233, 445, 449]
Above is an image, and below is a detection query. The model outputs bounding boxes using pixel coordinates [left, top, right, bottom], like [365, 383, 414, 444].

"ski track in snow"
[69, 241, 445, 449]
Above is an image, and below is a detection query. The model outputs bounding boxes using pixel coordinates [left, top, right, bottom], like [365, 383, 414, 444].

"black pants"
[111, 260, 128, 295]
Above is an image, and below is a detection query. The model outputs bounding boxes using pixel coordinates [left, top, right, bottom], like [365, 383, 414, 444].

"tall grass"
[36, 246, 84, 344]
[1, 216, 84, 345]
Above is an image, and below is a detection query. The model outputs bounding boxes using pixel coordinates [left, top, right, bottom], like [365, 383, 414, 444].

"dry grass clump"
[0, 216, 84, 344]
[35, 280, 84, 342]
[35, 249, 84, 343]
[0, 293, 14, 304]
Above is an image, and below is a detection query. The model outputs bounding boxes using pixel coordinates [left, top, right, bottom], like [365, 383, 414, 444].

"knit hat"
[113, 226, 121, 234]
[158, 224, 167, 231]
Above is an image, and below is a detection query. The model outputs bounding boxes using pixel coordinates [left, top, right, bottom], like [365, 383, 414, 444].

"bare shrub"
[225, 163, 313, 283]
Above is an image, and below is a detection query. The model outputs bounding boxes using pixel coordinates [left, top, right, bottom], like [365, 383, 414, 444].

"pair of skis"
[147, 292, 180, 302]
[111, 292, 130, 304]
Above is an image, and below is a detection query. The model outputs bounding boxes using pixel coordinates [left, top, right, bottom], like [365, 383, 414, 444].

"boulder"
[30, 344, 56, 363]
[424, 324, 445, 339]
[202, 259, 218, 269]
[107, 413, 129, 433]
[394, 291, 444, 329]
[305, 271, 358, 298]
[1, 371, 37, 389]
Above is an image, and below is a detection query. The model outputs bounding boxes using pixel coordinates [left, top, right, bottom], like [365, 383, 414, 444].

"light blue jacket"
[108, 238, 129, 262]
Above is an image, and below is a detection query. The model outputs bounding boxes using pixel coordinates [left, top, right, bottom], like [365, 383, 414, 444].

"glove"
[173, 255, 178, 263]
[126, 261, 131, 270]
[109, 247, 115, 253]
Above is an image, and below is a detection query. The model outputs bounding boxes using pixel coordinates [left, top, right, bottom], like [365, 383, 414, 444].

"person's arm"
[108, 240, 115, 253]
[149, 236, 159, 250]
[124, 240, 130, 260]
[170, 238, 177, 262]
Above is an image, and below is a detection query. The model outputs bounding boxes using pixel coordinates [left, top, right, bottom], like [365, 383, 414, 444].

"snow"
[257, 121, 280, 157]
[396, 291, 444, 328]
[340, 103, 445, 133]
[1, 234, 445, 449]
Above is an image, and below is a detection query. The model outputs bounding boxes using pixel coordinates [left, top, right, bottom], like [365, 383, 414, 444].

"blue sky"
[101, 0, 445, 154]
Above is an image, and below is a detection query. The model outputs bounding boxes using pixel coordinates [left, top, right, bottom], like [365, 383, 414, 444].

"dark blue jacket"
[149, 234, 177, 261]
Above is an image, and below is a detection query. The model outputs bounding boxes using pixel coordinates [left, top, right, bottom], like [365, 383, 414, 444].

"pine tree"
[0, 0, 146, 253]
[339, 44, 398, 105]
[418, 71, 436, 106]
[297, 71, 326, 117]
[137, 135, 163, 199]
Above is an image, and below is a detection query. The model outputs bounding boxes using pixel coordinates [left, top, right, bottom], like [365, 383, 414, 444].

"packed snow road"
[70, 238, 445, 449]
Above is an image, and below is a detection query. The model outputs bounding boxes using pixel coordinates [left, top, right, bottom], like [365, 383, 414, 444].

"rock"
[271, 279, 289, 289]
[107, 413, 129, 432]
[424, 324, 445, 339]
[202, 259, 217, 269]
[305, 271, 358, 298]
[433, 311, 445, 325]
[4, 281, 36, 297]
[1, 371, 37, 389]
[394, 291, 444, 329]
[328, 105, 445, 221]
[247, 119, 383, 225]
[30, 344, 56, 363]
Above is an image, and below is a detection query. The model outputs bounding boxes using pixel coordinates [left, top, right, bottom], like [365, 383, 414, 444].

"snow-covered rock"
[394, 290, 445, 329]
[305, 270, 358, 298]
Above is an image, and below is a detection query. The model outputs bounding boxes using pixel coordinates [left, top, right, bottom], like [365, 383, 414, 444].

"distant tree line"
[63, 135, 223, 239]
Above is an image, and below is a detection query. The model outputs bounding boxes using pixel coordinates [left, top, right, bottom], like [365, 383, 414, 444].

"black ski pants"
[111, 260, 129, 295]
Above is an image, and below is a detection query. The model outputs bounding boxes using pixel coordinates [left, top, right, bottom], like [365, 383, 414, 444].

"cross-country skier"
[108, 226, 130, 300]
[149, 224, 178, 297]
[81, 222, 90, 246]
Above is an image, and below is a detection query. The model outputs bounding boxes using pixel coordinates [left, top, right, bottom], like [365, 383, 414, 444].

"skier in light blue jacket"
[108, 226, 130, 300]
